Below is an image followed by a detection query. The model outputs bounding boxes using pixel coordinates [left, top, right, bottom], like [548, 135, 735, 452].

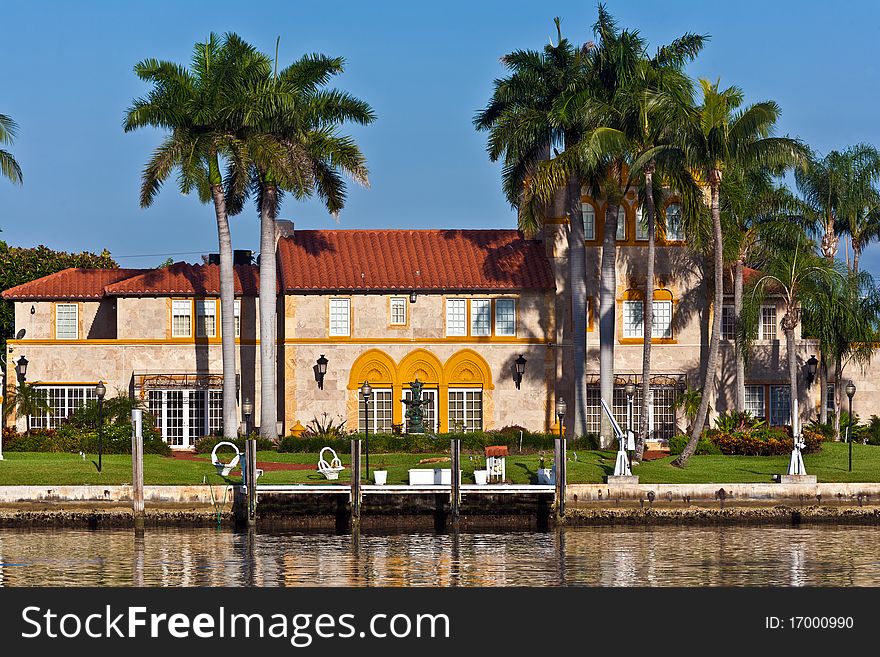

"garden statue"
[403, 379, 426, 434]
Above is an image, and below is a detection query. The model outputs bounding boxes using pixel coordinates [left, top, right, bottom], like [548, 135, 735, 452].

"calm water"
[0, 525, 878, 587]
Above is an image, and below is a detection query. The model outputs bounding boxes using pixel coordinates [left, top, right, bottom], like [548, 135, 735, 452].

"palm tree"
[748, 233, 842, 437]
[125, 34, 266, 440]
[720, 165, 802, 412]
[4, 382, 51, 435]
[802, 270, 880, 440]
[474, 18, 591, 437]
[672, 80, 807, 468]
[228, 39, 374, 440]
[0, 114, 23, 185]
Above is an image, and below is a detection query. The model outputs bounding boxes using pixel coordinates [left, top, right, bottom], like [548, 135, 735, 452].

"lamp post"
[242, 397, 253, 436]
[846, 381, 856, 472]
[555, 397, 566, 438]
[625, 380, 636, 454]
[361, 381, 372, 482]
[315, 355, 328, 390]
[95, 380, 106, 473]
[513, 354, 526, 390]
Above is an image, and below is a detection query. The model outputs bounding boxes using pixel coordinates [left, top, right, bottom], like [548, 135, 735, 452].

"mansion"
[3, 191, 875, 447]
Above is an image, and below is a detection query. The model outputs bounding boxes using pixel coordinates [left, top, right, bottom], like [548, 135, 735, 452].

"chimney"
[233, 250, 253, 266]
[275, 219, 295, 241]
[207, 253, 220, 265]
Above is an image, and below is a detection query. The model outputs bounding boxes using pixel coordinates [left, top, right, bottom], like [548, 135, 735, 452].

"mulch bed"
[170, 450, 315, 472]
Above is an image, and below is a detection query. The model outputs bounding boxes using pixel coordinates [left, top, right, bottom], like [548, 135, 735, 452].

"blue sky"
[2, 0, 880, 273]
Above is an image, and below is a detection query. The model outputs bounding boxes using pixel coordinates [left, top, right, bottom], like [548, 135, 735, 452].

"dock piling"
[554, 438, 567, 519]
[131, 409, 144, 523]
[351, 439, 362, 522]
[451, 439, 461, 522]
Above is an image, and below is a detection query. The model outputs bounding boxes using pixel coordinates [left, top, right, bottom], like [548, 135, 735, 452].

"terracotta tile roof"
[724, 266, 764, 293]
[104, 262, 260, 296]
[1, 268, 147, 300]
[277, 229, 555, 292]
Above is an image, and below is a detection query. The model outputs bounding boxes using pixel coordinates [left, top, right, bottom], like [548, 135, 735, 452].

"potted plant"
[373, 460, 388, 486]
[472, 454, 488, 485]
[536, 452, 555, 485]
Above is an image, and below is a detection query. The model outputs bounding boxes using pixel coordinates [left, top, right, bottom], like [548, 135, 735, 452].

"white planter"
[434, 468, 463, 485]
[473, 469, 488, 486]
[373, 470, 388, 485]
[408, 468, 435, 486]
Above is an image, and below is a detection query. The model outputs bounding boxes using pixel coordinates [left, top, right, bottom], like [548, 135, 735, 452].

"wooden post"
[555, 438, 566, 518]
[131, 409, 144, 521]
[351, 439, 362, 522]
[450, 439, 461, 522]
[246, 438, 257, 524]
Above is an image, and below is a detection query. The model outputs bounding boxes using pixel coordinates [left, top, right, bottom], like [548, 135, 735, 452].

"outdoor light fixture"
[409, 292, 417, 304]
[846, 381, 857, 473]
[315, 354, 329, 390]
[95, 381, 106, 473]
[624, 380, 636, 452]
[555, 396, 566, 437]
[361, 381, 373, 480]
[15, 355, 28, 381]
[242, 397, 253, 436]
[625, 381, 636, 398]
[805, 355, 819, 386]
[513, 354, 527, 389]
[30, 305, 35, 315]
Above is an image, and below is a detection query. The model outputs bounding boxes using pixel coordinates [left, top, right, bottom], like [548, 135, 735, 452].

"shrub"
[714, 410, 765, 432]
[668, 434, 720, 456]
[2, 424, 171, 455]
[705, 425, 823, 456]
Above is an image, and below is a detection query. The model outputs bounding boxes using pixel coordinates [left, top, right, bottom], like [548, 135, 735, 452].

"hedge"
[2, 424, 171, 456]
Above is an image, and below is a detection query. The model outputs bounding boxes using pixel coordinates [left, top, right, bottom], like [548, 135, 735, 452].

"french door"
[148, 389, 222, 448]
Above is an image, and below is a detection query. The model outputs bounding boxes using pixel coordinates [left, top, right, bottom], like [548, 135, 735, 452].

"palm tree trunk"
[834, 356, 844, 441]
[211, 184, 239, 439]
[568, 176, 588, 439]
[258, 181, 278, 441]
[853, 246, 860, 274]
[599, 199, 619, 449]
[674, 176, 723, 467]
[819, 356, 828, 425]
[635, 166, 655, 463]
[734, 259, 745, 412]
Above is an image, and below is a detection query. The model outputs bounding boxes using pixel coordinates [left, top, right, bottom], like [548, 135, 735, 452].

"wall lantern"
[409, 292, 418, 304]
[14, 355, 28, 381]
[314, 354, 329, 390]
[513, 354, 527, 389]
[805, 355, 819, 387]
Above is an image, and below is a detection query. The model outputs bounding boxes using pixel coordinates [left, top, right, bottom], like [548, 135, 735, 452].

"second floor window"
[760, 306, 777, 340]
[665, 203, 684, 241]
[635, 206, 648, 240]
[234, 300, 241, 337]
[446, 299, 467, 336]
[196, 300, 216, 338]
[55, 303, 78, 339]
[495, 299, 516, 336]
[623, 299, 673, 339]
[172, 300, 192, 337]
[390, 297, 407, 325]
[330, 298, 351, 336]
[582, 203, 595, 240]
[616, 206, 627, 240]
[722, 306, 736, 340]
[470, 299, 491, 336]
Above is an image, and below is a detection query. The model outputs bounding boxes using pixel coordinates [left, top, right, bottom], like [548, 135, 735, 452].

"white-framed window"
[55, 303, 78, 339]
[622, 299, 673, 339]
[234, 300, 241, 337]
[665, 203, 684, 241]
[826, 383, 836, 416]
[722, 305, 736, 340]
[195, 299, 217, 338]
[495, 299, 516, 336]
[582, 203, 596, 240]
[329, 298, 351, 337]
[148, 388, 223, 447]
[760, 306, 777, 340]
[28, 385, 97, 429]
[446, 298, 467, 336]
[616, 206, 627, 240]
[635, 206, 648, 240]
[358, 388, 393, 433]
[402, 389, 438, 433]
[769, 385, 791, 426]
[745, 385, 766, 420]
[471, 299, 491, 336]
[390, 297, 407, 325]
[172, 300, 192, 337]
[448, 388, 483, 432]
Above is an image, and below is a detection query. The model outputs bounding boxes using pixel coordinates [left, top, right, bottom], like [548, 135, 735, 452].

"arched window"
[635, 206, 648, 240]
[617, 206, 627, 240]
[582, 203, 595, 240]
[665, 203, 684, 241]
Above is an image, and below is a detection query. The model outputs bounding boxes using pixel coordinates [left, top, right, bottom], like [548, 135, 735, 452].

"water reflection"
[0, 525, 879, 587]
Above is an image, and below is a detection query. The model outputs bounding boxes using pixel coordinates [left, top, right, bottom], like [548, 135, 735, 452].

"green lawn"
[0, 442, 877, 486]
